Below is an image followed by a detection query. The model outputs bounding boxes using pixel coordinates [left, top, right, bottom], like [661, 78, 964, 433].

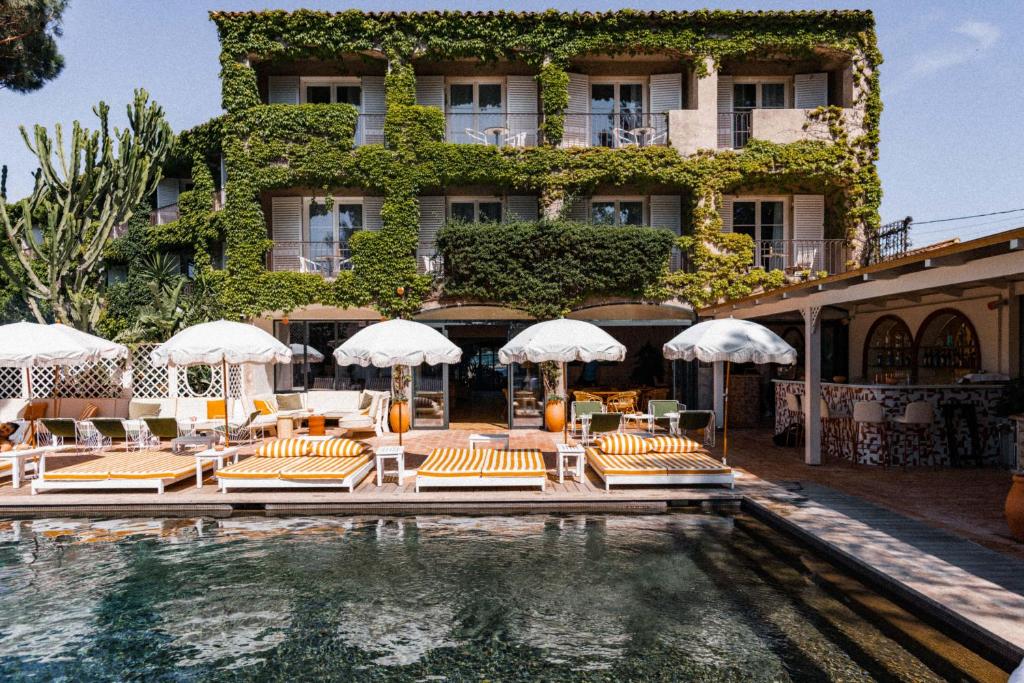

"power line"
[912, 207, 1024, 226]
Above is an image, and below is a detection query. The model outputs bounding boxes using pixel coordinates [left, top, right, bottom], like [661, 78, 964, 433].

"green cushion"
[275, 393, 303, 411]
[128, 401, 162, 420]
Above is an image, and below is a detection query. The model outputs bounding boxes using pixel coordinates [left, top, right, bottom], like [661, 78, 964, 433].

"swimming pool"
[0, 513, 1001, 681]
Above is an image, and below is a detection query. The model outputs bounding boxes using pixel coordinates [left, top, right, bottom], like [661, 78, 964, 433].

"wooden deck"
[0, 426, 1021, 666]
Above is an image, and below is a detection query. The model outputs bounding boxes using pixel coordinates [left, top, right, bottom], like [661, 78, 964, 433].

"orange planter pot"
[545, 400, 565, 433]
[1006, 473, 1024, 542]
[389, 401, 411, 434]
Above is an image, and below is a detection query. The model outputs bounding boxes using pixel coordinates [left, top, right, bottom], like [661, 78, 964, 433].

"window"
[446, 80, 505, 144]
[591, 198, 645, 226]
[733, 198, 786, 269]
[591, 81, 645, 147]
[304, 198, 364, 275]
[301, 79, 362, 108]
[449, 199, 503, 223]
[733, 81, 787, 110]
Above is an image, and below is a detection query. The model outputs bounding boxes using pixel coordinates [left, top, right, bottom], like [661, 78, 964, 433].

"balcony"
[270, 241, 353, 278]
[444, 113, 540, 147]
[562, 113, 669, 148]
[752, 239, 848, 275]
[717, 109, 862, 149]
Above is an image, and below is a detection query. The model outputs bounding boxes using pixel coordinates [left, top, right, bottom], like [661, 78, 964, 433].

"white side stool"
[556, 443, 586, 484]
[375, 445, 405, 486]
[468, 433, 510, 451]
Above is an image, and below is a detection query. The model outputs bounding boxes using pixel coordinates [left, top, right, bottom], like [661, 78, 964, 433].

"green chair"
[91, 418, 129, 451]
[40, 418, 76, 447]
[584, 412, 623, 446]
[143, 417, 180, 442]
[647, 400, 682, 433]
[678, 410, 715, 446]
[570, 400, 603, 437]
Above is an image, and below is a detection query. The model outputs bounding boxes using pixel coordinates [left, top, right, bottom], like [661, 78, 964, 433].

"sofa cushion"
[207, 399, 226, 420]
[596, 433, 649, 455]
[359, 392, 373, 410]
[304, 391, 361, 416]
[256, 438, 313, 458]
[0, 399, 28, 423]
[129, 401, 162, 420]
[253, 399, 275, 416]
[311, 437, 368, 457]
[276, 393, 303, 411]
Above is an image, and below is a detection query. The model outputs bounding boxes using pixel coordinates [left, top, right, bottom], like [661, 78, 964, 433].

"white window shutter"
[271, 197, 303, 272]
[649, 74, 682, 112]
[363, 196, 384, 231]
[360, 76, 386, 145]
[717, 76, 733, 148]
[506, 76, 539, 146]
[567, 196, 589, 222]
[651, 195, 682, 269]
[156, 178, 180, 209]
[793, 194, 825, 270]
[415, 76, 445, 109]
[563, 73, 590, 147]
[268, 76, 300, 105]
[718, 196, 734, 233]
[418, 196, 446, 253]
[506, 195, 539, 222]
[794, 73, 828, 109]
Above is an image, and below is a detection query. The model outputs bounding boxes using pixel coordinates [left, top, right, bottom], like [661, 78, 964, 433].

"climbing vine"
[100, 9, 881, 327]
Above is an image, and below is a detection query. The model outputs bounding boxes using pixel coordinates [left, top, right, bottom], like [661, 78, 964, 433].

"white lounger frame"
[415, 474, 546, 492]
[218, 458, 375, 493]
[591, 469, 734, 491]
[31, 461, 213, 495]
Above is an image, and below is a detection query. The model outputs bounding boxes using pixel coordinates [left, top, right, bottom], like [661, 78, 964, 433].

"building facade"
[125, 9, 882, 428]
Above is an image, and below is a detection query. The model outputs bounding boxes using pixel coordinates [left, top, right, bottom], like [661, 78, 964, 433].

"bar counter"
[774, 379, 1008, 466]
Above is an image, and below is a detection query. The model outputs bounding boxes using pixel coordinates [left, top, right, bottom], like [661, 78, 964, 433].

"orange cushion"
[78, 402, 99, 421]
[256, 438, 313, 458]
[207, 400, 226, 420]
[645, 436, 703, 454]
[596, 433, 649, 455]
[253, 399, 274, 416]
[311, 438, 367, 457]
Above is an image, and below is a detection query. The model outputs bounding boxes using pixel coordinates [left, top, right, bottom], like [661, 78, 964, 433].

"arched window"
[914, 309, 980, 384]
[863, 315, 913, 384]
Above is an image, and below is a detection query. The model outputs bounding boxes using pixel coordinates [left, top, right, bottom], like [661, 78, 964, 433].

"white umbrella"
[0, 322, 129, 444]
[663, 318, 796, 461]
[333, 319, 462, 445]
[499, 319, 626, 443]
[289, 343, 324, 363]
[151, 320, 292, 445]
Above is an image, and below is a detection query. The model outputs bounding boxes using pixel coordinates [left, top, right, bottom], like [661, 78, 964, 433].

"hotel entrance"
[446, 324, 512, 427]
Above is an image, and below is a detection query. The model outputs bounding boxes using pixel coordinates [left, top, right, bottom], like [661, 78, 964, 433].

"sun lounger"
[415, 448, 546, 492]
[215, 437, 375, 492]
[585, 444, 733, 491]
[31, 449, 211, 495]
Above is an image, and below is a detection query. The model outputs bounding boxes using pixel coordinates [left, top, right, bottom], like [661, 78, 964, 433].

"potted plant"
[389, 365, 411, 434]
[541, 361, 565, 432]
[995, 380, 1024, 541]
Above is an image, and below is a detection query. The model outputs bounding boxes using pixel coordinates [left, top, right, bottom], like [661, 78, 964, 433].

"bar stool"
[890, 401, 934, 467]
[784, 393, 804, 447]
[852, 400, 888, 466]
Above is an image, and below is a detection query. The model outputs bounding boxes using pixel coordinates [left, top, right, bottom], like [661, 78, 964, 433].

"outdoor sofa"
[216, 437, 375, 492]
[585, 434, 734, 491]
[31, 449, 212, 495]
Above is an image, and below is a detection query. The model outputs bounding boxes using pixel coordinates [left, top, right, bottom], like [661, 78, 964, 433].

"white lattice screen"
[2, 344, 248, 400]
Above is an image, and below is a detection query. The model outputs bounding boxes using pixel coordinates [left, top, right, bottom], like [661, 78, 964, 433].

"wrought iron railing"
[270, 241, 353, 277]
[752, 239, 848, 274]
[865, 217, 912, 265]
[717, 111, 753, 149]
[562, 112, 669, 148]
[444, 112, 541, 146]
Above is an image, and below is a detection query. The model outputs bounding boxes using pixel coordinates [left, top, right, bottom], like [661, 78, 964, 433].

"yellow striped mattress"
[585, 448, 730, 476]
[216, 455, 371, 480]
[44, 450, 202, 481]
[481, 449, 546, 478]
[417, 448, 488, 477]
[0, 460, 11, 475]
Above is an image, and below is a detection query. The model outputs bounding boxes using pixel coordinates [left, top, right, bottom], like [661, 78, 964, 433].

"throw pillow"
[78, 403, 99, 421]
[358, 392, 373, 410]
[276, 393, 303, 411]
[253, 399, 274, 416]
[596, 433, 649, 455]
[128, 401, 161, 420]
[207, 399, 226, 420]
[645, 435, 702, 454]
[256, 438, 312, 458]
[311, 438, 368, 457]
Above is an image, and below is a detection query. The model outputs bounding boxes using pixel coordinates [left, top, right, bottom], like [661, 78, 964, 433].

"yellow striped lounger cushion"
[276, 455, 372, 480]
[585, 448, 730, 476]
[45, 450, 200, 481]
[481, 449, 546, 478]
[216, 457, 289, 479]
[645, 436, 703, 454]
[256, 438, 313, 458]
[0, 460, 12, 475]
[596, 433, 649, 455]
[417, 448, 488, 477]
[310, 438, 368, 458]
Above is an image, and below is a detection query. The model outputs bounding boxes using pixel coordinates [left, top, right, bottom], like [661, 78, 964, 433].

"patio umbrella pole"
[562, 361, 568, 445]
[222, 358, 230, 447]
[723, 361, 730, 465]
[25, 367, 35, 446]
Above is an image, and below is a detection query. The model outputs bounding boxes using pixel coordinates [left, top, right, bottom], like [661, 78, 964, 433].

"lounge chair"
[647, 400, 683, 433]
[677, 410, 715, 447]
[583, 412, 622, 446]
[415, 448, 546, 492]
[216, 437, 375, 492]
[570, 400, 603, 438]
[31, 449, 210, 494]
[40, 417, 104, 451]
[211, 411, 262, 445]
[585, 434, 733, 491]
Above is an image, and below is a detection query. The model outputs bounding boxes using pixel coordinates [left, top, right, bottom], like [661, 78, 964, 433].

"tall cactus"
[0, 89, 173, 330]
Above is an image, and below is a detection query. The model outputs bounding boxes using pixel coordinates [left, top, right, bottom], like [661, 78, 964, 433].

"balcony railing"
[444, 112, 540, 147]
[752, 239, 848, 275]
[563, 112, 669, 148]
[718, 111, 753, 149]
[270, 241, 353, 278]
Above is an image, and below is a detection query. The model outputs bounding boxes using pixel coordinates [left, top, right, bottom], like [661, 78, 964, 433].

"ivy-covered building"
[121, 9, 882, 426]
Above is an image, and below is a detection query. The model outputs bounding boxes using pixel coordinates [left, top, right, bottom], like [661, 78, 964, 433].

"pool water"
[0, 513, 979, 681]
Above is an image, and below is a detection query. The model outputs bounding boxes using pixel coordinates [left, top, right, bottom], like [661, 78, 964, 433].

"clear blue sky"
[1, 0, 1022, 246]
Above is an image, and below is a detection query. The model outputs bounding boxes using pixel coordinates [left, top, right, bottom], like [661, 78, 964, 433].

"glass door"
[412, 327, 449, 429]
[507, 361, 544, 429]
[447, 82, 504, 144]
[591, 82, 645, 147]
